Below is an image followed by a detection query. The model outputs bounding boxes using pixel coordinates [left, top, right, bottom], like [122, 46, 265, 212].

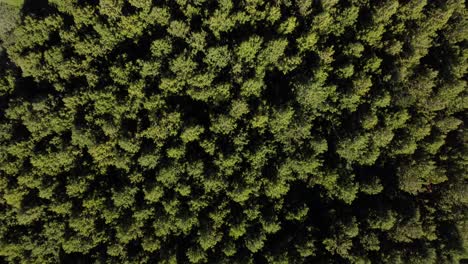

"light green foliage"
[245, 231, 266, 253]
[0, 3, 20, 46]
[168, 20, 190, 38]
[210, 114, 236, 134]
[278, 16, 297, 35]
[0, 0, 23, 7]
[295, 79, 336, 112]
[297, 32, 319, 52]
[360, 177, 384, 195]
[398, 160, 447, 195]
[337, 135, 375, 165]
[204, 46, 231, 69]
[236, 35, 263, 63]
[258, 38, 288, 69]
[241, 78, 264, 97]
[361, 232, 380, 251]
[151, 39, 173, 57]
[181, 125, 205, 143]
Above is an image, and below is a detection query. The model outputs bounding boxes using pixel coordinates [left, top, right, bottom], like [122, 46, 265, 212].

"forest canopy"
[0, 0, 467, 263]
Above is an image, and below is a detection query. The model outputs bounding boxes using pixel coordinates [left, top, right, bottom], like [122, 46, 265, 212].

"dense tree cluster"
[0, 0, 467, 263]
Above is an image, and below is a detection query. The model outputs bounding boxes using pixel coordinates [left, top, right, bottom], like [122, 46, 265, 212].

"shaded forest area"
[0, 0, 467, 263]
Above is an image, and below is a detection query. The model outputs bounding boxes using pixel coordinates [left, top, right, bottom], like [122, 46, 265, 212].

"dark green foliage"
[0, 0, 467, 263]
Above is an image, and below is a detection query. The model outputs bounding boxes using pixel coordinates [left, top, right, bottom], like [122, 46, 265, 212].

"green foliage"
[0, 0, 466, 263]
[0, 0, 23, 7]
[0, 3, 20, 45]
